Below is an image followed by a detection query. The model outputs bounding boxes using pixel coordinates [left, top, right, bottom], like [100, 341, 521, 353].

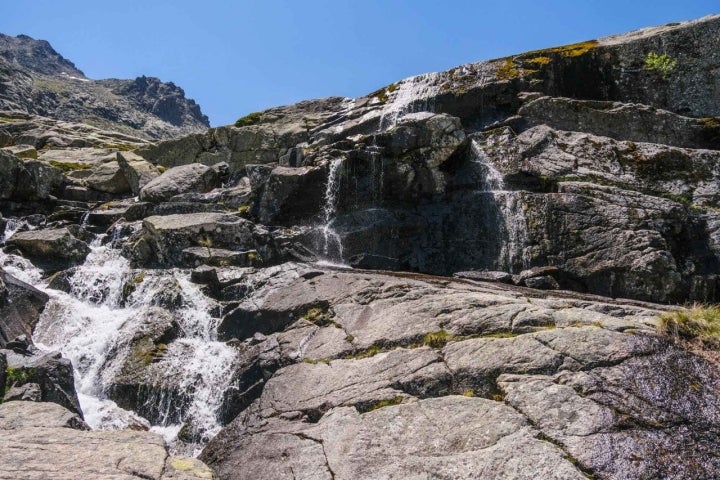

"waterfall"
[470, 139, 505, 191]
[378, 72, 442, 131]
[0, 223, 238, 456]
[469, 139, 530, 273]
[319, 158, 345, 264]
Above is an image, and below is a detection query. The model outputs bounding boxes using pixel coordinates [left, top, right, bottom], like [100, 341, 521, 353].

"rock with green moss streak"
[203, 263, 720, 479]
[1, 348, 82, 417]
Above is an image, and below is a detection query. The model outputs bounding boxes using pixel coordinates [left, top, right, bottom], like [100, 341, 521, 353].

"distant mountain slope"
[0, 33, 209, 140]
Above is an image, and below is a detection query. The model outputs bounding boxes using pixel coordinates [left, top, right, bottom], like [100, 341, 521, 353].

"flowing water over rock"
[470, 139, 530, 273]
[0, 224, 238, 456]
[378, 72, 443, 130]
[319, 158, 345, 264]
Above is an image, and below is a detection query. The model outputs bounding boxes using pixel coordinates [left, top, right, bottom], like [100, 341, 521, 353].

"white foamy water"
[468, 140, 530, 273]
[378, 72, 443, 131]
[320, 158, 345, 263]
[0, 224, 237, 455]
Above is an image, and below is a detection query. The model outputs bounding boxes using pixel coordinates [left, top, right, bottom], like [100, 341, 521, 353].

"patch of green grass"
[496, 58, 520, 80]
[517, 40, 598, 61]
[234, 112, 262, 127]
[481, 332, 519, 339]
[659, 306, 720, 349]
[461, 389, 475, 397]
[345, 344, 383, 360]
[156, 166, 166, 173]
[303, 357, 331, 365]
[97, 143, 135, 151]
[302, 307, 335, 327]
[48, 160, 92, 172]
[644, 52, 677, 78]
[525, 55, 552, 66]
[420, 330, 453, 349]
[5, 367, 36, 394]
[365, 396, 404, 412]
[368, 83, 398, 104]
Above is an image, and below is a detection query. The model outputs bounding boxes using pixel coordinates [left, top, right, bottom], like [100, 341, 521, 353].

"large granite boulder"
[124, 212, 276, 268]
[0, 149, 63, 201]
[117, 150, 161, 196]
[139, 162, 224, 202]
[85, 160, 131, 194]
[6, 227, 90, 268]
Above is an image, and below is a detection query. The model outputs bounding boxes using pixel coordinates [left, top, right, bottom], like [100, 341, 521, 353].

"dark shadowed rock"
[2, 347, 82, 417]
[0, 269, 49, 347]
[255, 165, 326, 224]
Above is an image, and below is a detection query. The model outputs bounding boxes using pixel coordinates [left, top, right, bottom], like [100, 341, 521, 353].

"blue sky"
[1, 1, 716, 126]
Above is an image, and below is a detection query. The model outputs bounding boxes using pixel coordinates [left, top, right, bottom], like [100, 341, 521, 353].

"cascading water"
[0, 222, 238, 456]
[378, 72, 443, 131]
[470, 139, 530, 273]
[319, 158, 345, 264]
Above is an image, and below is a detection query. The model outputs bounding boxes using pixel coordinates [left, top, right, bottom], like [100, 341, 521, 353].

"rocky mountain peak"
[0, 33, 85, 78]
[0, 34, 209, 140]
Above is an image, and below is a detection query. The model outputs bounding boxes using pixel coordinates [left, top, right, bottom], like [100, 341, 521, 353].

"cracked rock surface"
[198, 263, 720, 479]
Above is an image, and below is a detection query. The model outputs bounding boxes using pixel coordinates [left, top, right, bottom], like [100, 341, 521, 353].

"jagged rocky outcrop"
[129, 14, 720, 304]
[0, 33, 209, 140]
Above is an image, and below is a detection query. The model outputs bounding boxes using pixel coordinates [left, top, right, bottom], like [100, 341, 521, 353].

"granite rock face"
[198, 263, 720, 480]
[0, 269, 48, 347]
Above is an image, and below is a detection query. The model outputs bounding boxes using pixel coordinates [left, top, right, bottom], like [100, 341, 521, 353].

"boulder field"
[0, 14, 720, 480]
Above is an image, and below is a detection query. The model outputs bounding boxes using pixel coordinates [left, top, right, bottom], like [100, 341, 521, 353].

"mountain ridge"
[0, 33, 209, 140]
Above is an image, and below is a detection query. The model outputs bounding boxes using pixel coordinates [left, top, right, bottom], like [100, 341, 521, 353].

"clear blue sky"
[1, 1, 716, 127]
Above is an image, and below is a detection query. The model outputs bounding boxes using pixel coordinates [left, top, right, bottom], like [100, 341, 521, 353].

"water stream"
[0, 223, 237, 456]
[469, 139, 530, 273]
[319, 158, 345, 265]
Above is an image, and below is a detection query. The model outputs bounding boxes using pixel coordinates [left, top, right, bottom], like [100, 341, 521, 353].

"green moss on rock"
[48, 160, 92, 172]
[234, 112, 263, 127]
